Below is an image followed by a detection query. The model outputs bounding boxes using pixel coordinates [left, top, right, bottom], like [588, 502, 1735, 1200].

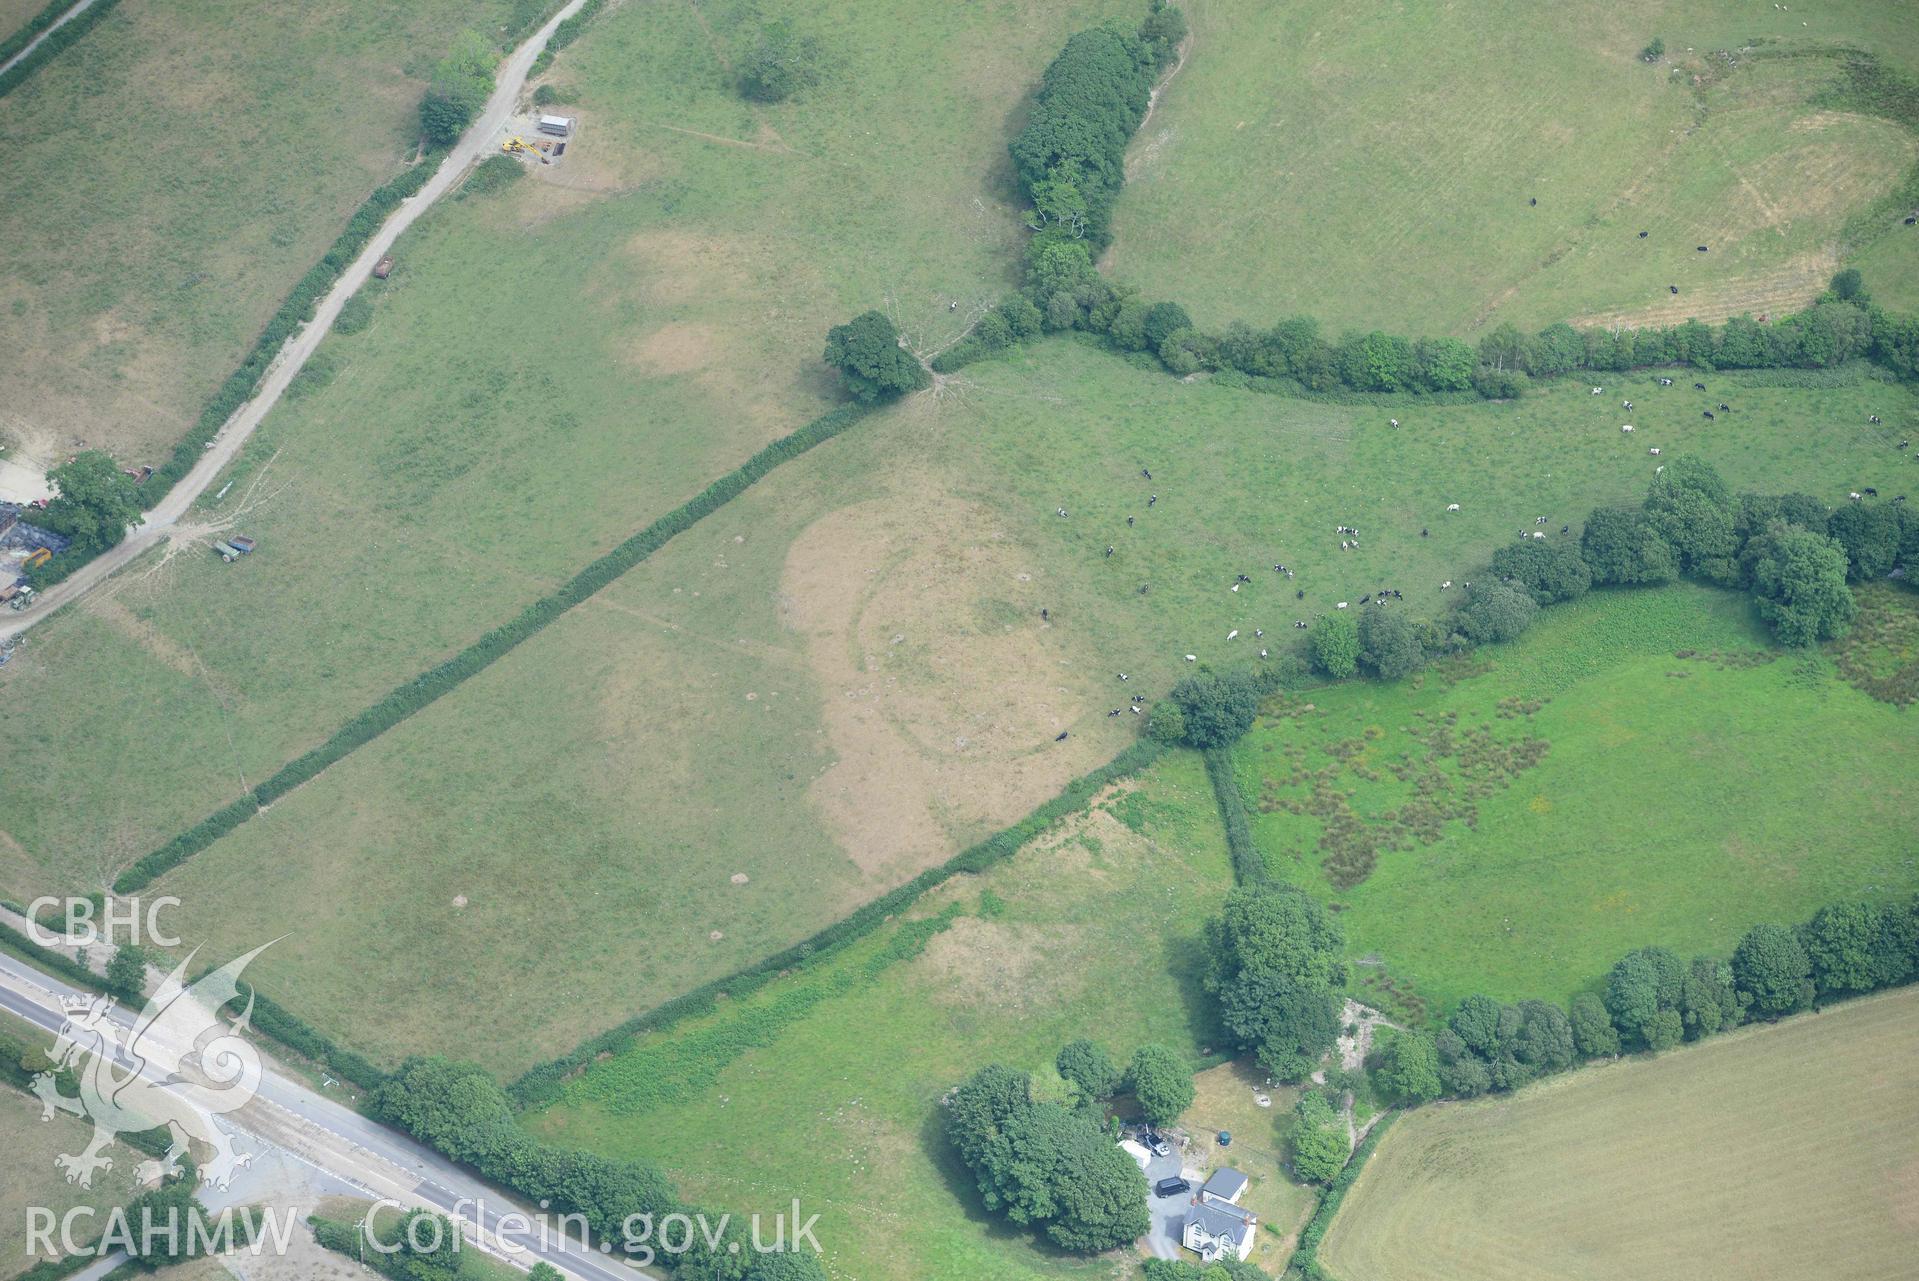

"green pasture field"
[95, 344, 1916, 1076]
[1226, 583, 1919, 1022]
[0, 0, 522, 463]
[1318, 985, 1919, 1281]
[1106, 0, 1919, 336]
[0, 0, 1140, 896]
[527, 749, 1284, 1281]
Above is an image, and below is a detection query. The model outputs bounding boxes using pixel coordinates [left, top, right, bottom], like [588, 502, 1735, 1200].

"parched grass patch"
[528, 750, 1235, 1281]
[1227, 585, 1919, 1022]
[1318, 986, 1919, 1281]
[1106, 0, 1919, 335]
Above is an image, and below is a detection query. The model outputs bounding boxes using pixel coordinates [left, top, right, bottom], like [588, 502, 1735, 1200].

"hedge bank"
[508, 738, 1166, 1105]
[0, 0, 121, 100]
[117, 403, 874, 891]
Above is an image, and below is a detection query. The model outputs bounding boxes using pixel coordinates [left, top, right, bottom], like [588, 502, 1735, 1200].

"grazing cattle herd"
[1043, 360, 1911, 690]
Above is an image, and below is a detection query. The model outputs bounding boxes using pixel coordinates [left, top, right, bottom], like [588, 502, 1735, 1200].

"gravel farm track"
[0, 0, 588, 645]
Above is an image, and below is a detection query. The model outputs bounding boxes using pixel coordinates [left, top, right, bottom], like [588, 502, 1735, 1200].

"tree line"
[905, 3, 1919, 399]
[821, 9, 1919, 408]
[970, 256, 1919, 395]
[1365, 897, 1919, 1105]
[1198, 880, 1919, 1176]
[368, 1057, 821, 1280]
[1139, 454, 1917, 759]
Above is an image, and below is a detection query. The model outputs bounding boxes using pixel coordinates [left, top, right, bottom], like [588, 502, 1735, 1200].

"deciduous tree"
[1742, 520, 1856, 645]
[1127, 1043, 1194, 1127]
[822, 311, 929, 402]
[1310, 613, 1360, 678]
[1057, 1040, 1122, 1103]
[1732, 923, 1813, 1017]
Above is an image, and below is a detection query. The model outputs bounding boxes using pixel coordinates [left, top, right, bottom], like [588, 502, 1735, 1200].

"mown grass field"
[1225, 583, 1919, 1023]
[0, 0, 523, 462]
[71, 345, 1916, 1075]
[1849, 227, 1919, 316]
[1107, 0, 1919, 336]
[1319, 985, 1919, 1281]
[526, 750, 1307, 1281]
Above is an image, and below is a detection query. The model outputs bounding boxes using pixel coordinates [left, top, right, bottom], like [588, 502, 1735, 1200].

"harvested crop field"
[1319, 986, 1919, 1281]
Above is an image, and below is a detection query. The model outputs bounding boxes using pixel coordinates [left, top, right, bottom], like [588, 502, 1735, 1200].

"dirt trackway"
[0, 0, 588, 644]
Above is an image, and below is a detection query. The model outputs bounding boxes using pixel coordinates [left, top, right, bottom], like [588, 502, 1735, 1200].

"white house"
[1181, 1168, 1256, 1263]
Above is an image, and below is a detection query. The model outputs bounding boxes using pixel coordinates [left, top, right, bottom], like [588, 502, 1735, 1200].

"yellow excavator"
[501, 135, 551, 163]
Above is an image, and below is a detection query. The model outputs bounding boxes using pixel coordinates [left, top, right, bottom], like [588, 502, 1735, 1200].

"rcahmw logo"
[26, 1205, 302, 1260]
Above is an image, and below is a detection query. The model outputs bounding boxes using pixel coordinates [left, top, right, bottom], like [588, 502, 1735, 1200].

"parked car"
[1143, 1131, 1172, 1157]
[1154, 1176, 1190, 1198]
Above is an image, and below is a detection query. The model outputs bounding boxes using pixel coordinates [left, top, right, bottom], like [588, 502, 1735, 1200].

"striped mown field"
[1320, 986, 1919, 1281]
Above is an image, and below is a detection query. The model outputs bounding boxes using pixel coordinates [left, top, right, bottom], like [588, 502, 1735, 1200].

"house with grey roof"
[1201, 1168, 1249, 1203]
[1181, 1166, 1256, 1262]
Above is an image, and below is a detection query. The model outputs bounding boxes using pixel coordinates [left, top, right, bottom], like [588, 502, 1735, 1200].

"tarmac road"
[0, 942, 653, 1281]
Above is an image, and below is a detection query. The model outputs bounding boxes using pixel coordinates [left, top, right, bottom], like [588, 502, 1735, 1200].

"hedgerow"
[0, 0, 85, 70]
[153, 157, 441, 494]
[18, 150, 446, 588]
[1288, 1114, 1396, 1281]
[1203, 746, 1265, 885]
[227, 978, 385, 1091]
[115, 403, 876, 892]
[532, 0, 610, 74]
[0, 907, 386, 1092]
[567, 907, 962, 1116]
[21, 93, 455, 585]
[954, 15, 1919, 401]
[508, 739, 1166, 1104]
[0, 0, 123, 100]
[0, 917, 106, 992]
